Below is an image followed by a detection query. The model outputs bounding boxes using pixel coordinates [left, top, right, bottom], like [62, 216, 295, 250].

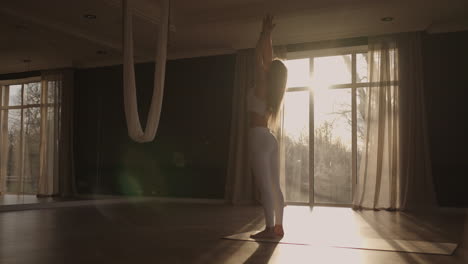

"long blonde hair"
[266, 59, 288, 127]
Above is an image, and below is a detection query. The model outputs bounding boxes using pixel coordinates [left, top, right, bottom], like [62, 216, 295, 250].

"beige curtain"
[225, 46, 288, 204]
[353, 32, 436, 210]
[39, 70, 75, 197]
[225, 49, 258, 204]
[0, 86, 7, 194]
[37, 76, 57, 196]
[396, 32, 436, 210]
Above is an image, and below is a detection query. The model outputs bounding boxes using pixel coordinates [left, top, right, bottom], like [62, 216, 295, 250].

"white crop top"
[247, 88, 268, 115]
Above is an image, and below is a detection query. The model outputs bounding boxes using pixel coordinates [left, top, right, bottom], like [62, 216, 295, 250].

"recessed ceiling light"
[83, 14, 97, 19]
[381, 17, 394, 22]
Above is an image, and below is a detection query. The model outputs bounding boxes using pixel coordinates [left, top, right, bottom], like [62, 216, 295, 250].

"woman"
[248, 14, 288, 239]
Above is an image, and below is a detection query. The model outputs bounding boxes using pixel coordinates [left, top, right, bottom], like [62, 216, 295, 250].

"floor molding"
[2, 195, 466, 213]
[0, 196, 226, 212]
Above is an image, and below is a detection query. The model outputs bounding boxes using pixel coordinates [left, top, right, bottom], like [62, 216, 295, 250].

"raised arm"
[254, 14, 275, 97]
[261, 14, 275, 70]
[255, 32, 266, 76]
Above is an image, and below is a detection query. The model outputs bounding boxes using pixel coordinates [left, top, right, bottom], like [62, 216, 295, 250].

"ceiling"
[1, 0, 467, 74]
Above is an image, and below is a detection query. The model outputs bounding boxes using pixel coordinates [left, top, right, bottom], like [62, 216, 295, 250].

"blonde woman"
[248, 14, 288, 238]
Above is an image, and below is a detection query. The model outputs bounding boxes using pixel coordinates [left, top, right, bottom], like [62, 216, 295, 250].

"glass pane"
[8, 85, 22, 106]
[284, 59, 310, 88]
[6, 109, 22, 193]
[22, 107, 41, 194]
[314, 87, 352, 204]
[282, 91, 309, 203]
[356, 87, 368, 178]
[24, 82, 42, 105]
[357, 53, 368, 83]
[313, 55, 352, 86]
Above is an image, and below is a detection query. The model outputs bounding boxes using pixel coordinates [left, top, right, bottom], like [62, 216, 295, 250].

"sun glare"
[283, 55, 353, 148]
[282, 55, 356, 204]
[283, 59, 311, 141]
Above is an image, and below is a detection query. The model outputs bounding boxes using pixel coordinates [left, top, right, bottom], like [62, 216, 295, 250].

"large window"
[0, 77, 55, 194]
[282, 46, 369, 206]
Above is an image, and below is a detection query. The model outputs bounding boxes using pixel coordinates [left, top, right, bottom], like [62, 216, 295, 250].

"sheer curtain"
[225, 46, 288, 204]
[37, 75, 58, 196]
[353, 32, 436, 210]
[0, 85, 7, 194]
[225, 49, 258, 204]
[39, 70, 75, 197]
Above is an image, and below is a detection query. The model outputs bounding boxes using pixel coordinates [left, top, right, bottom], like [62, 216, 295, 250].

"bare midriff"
[249, 112, 269, 128]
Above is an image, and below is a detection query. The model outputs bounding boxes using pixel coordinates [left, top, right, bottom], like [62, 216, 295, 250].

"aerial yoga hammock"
[122, 0, 169, 143]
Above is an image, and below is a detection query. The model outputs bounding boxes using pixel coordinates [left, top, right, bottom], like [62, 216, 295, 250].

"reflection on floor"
[225, 207, 458, 255]
[0, 202, 467, 264]
[0, 194, 57, 206]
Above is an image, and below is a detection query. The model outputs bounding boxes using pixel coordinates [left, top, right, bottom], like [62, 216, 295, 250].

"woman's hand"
[254, 13, 275, 86]
[262, 14, 275, 34]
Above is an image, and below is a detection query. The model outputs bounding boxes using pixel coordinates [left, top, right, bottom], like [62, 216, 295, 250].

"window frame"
[283, 45, 369, 207]
[0, 76, 47, 195]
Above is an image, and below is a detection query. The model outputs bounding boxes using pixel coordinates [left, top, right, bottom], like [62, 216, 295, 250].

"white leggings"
[248, 127, 284, 227]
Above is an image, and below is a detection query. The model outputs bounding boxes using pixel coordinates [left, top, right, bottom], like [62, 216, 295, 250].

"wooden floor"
[0, 201, 467, 264]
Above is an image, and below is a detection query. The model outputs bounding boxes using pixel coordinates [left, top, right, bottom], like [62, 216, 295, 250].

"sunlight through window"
[284, 59, 310, 88]
[282, 59, 310, 203]
[282, 92, 309, 203]
[313, 55, 351, 87]
[281, 49, 368, 205]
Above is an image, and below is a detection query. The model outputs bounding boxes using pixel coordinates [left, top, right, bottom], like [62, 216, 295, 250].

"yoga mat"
[223, 231, 458, 255]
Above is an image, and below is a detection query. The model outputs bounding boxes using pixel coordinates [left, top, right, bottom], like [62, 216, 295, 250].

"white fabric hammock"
[123, 0, 169, 142]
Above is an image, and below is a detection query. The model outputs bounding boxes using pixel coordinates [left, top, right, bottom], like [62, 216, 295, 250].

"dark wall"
[4, 31, 467, 205]
[422, 31, 468, 206]
[74, 55, 236, 198]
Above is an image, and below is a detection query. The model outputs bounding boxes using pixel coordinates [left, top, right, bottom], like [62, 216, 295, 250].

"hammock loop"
[123, 0, 170, 143]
